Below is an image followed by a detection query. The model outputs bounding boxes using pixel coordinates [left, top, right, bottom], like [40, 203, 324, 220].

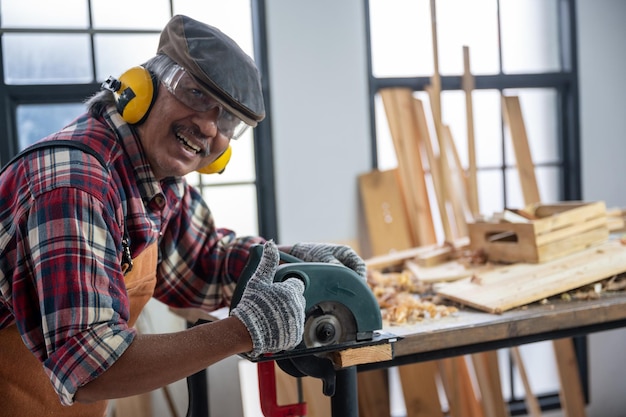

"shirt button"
[153, 194, 166, 208]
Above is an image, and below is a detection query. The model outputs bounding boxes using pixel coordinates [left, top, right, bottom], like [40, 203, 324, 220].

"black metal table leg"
[331, 367, 358, 417]
[186, 321, 210, 417]
[186, 368, 209, 417]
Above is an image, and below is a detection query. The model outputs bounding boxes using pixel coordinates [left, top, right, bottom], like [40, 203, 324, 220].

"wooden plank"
[394, 88, 438, 246]
[535, 226, 608, 263]
[553, 338, 587, 417]
[275, 369, 331, 417]
[302, 377, 332, 417]
[425, 0, 453, 242]
[533, 201, 596, 218]
[398, 362, 444, 417]
[607, 214, 625, 232]
[330, 343, 394, 368]
[502, 95, 541, 206]
[414, 246, 453, 267]
[366, 246, 436, 270]
[460, 357, 485, 417]
[358, 370, 391, 417]
[535, 215, 606, 247]
[405, 260, 474, 283]
[471, 351, 509, 417]
[364, 237, 469, 270]
[441, 124, 469, 238]
[439, 357, 483, 417]
[380, 88, 419, 246]
[446, 122, 470, 206]
[532, 201, 606, 236]
[414, 98, 453, 241]
[510, 347, 541, 417]
[429, 0, 443, 142]
[437, 239, 626, 313]
[380, 88, 436, 246]
[358, 169, 414, 256]
[463, 45, 480, 219]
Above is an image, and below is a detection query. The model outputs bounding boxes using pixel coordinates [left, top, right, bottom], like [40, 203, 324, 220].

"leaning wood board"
[437, 238, 626, 313]
[358, 169, 414, 256]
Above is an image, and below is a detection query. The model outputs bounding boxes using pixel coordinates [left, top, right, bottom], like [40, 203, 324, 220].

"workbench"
[178, 278, 626, 417]
[326, 292, 626, 417]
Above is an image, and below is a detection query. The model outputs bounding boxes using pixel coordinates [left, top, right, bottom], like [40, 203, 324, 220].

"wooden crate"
[468, 201, 609, 263]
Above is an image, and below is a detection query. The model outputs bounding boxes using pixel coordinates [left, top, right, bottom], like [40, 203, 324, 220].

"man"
[0, 15, 366, 416]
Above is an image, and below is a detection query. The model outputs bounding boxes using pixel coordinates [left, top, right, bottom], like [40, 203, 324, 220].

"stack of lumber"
[356, 0, 602, 412]
[356, 5, 510, 411]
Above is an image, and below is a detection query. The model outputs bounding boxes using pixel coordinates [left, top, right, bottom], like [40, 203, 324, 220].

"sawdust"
[367, 264, 626, 325]
[367, 269, 459, 326]
[546, 273, 626, 303]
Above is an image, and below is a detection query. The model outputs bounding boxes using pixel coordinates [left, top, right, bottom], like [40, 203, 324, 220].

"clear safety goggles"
[162, 64, 249, 140]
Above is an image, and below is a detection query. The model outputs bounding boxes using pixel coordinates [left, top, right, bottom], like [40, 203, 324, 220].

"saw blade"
[303, 301, 358, 348]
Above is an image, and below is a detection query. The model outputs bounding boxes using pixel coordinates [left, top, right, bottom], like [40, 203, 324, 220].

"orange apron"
[0, 243, 158, 417]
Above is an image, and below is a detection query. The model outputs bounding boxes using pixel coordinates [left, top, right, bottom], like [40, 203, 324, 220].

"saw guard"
[273, 262, 382, 342]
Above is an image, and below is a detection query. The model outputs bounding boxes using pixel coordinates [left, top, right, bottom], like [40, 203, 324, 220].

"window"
[365, 0, 584, 414]
[0, 0, 276, 239]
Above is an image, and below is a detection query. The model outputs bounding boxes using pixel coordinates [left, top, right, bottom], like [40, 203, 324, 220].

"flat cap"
[158, 15, 265, 126]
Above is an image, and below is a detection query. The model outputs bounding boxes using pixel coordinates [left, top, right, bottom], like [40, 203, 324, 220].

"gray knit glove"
[288, 242, 367, 279]
[230, 240, 306, 358]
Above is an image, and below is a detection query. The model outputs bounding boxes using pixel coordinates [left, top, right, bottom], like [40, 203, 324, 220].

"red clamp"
[258, 360, 307, 417]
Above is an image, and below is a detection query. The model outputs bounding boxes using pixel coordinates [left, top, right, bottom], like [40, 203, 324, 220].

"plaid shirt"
[0, 105, 264, 405]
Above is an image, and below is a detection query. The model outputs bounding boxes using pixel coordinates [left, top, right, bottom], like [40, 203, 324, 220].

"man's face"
[135, 82, 230, 180]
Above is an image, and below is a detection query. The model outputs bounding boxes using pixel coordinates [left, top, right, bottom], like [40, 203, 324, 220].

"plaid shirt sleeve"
[153, 183, 266, 310]
[23, 185, 136, 405]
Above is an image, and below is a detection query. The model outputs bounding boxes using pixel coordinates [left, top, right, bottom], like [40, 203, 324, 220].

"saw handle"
[230, 244, 306, 311]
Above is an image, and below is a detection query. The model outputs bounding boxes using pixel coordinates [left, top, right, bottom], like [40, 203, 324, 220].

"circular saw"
[230, 245, 386, 396]
[231, 244, 382, 351]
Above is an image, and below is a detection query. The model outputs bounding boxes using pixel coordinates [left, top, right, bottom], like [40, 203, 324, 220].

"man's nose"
[193, 107, 221, 138]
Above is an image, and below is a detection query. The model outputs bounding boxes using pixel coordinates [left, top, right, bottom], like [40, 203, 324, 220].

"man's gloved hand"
[230, 240, 306, 358]
[288, 242, 367, 279]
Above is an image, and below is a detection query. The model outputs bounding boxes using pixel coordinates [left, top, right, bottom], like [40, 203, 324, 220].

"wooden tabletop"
[374, 292, 626, 366]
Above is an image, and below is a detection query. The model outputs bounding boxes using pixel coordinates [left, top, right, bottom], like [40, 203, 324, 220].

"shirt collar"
[102, 105, 166, 203]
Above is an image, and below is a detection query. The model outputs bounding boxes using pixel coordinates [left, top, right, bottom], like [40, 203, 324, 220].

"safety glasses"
[162, 64, 249, 140]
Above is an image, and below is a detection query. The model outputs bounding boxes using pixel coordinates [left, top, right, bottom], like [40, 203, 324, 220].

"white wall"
[265, 0, 372, 246]
[577, 1, 626, 416]
[578, 0, 626, 208]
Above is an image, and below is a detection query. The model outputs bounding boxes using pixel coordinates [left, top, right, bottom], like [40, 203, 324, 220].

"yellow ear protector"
[101, 66, 157, 125]
[197, 145, 232, 174]
[102, 66, 232, 174]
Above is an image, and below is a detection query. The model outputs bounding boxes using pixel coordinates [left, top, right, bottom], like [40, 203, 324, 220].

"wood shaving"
[367, 268, 459, 326]
[470, 274, 482, 285]
[539, 272, 626, 306]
